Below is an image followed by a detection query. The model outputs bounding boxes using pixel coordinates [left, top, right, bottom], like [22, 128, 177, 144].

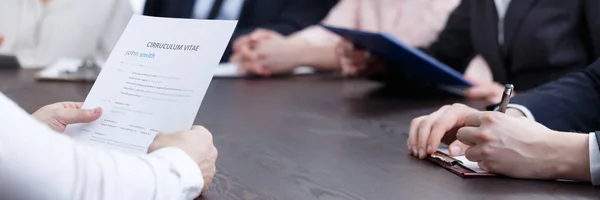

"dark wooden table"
[1, 70, 599, 200]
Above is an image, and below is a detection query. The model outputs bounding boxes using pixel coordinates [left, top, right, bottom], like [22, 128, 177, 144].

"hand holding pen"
[408, 84, 516, 159]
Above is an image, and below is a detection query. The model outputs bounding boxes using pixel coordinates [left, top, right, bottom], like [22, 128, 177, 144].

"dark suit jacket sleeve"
[143, 0, 163, 16]
[596, 131, 600, 148]
[584, 0, 600, 57]
[509, 59, 600, 133]
[420, 0, 476, 73]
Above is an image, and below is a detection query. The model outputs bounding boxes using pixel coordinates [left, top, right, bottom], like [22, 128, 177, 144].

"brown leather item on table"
[427, 151, 496, 178]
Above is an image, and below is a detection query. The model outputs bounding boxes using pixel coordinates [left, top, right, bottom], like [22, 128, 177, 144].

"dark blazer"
[378, 0, 600, 91]
[509, 58, 600, 134]
[143, 0, 338, 61]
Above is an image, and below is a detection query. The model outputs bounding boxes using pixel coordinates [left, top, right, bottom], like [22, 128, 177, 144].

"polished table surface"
[1, 69, 599, 200]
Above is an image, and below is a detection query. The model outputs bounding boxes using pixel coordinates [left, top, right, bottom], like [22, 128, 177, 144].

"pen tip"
[504, 84, 514, 90]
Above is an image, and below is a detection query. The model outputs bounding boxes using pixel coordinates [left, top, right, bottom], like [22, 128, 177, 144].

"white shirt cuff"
[589, 133, 600, 185]
[150, 147, 204, 197]
[495, 104, 536, 121]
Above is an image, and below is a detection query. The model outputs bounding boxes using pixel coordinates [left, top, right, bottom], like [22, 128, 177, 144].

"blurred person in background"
[143, 0, 338, 62]
[235, 0, 600, 104]
[232, 0, 491, 96]
[0, 0, 133, 68]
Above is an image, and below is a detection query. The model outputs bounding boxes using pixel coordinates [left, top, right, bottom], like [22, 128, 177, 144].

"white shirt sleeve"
[192, 0, 245, 20]
[504, 104, 600, 185]
[505, 104, 536, 121]
[0, 93, 203, 200]
[589, 133, 600, 185]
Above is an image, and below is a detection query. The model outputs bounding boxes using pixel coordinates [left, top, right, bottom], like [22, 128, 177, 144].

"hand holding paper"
[148, 126, 218, 194]
[64, 16, 237, 154]
[32, 102, 102, 132]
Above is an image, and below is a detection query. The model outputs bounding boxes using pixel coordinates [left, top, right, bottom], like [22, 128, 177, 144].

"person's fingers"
[235, 52, 257, 74]
[237, 45, 268, 76]
[416, 106, 449, 159]
[348, 50, 369, 64]
[59, 102, 84, 109]
[232, 36, 250, 53]
[191, 125, 210, 135]
[242, 60, 269, 76]
[212, 145, 219, 159]
[420, 105, 450, 155]
[229, 53, 241, 63]
[341, 66, 358, 76]
[346, 50, 371, 74]
[239, 44, 259, 62]
[339, 55, 361, 76]
[463, 112, 492, 127]
[0, 35, 4, 46]
[249, 29, 277, 42]
[201, 176, 213, 194]
[408, 116, 426, 156]
[248, 29, 268, 40]
[455, 126, 483, 146]
[448, 140, 470, 156]
[477, 160, 490, 172]
[56, 107, 102, 125]
[72, 102, 84, 109]
[338, 41, 355, 57]
[148, 132, 168, 153]
[464, 145, 483, 162]
[153, 132, 167, 141]
[426, 104, 471, 154]
[335, 41, 346, 55]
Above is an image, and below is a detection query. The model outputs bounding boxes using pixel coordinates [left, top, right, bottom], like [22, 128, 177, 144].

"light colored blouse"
[295, 0, 460, 47]
[292, 0, 492, 82]
[0, 0, 133, 68]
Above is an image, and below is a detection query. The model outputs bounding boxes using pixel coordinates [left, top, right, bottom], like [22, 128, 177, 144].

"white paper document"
[38, 58, 83, 77]
[214, 62, 316, 78]
[438, 147, 486, 173]
[64, 15, 237, 154]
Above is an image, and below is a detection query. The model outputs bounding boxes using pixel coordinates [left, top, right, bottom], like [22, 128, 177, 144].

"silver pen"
[497, 84, 514, 113]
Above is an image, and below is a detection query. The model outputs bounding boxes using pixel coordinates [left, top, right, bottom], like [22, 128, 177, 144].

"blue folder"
[322, 25, 472, 87]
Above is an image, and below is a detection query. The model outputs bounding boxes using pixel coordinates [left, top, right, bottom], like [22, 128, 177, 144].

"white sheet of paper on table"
[213, 62, 315, 78]
[63, 16, 237, 154]
[37, 58, 83, 78]
[438, 147, 487, 173]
